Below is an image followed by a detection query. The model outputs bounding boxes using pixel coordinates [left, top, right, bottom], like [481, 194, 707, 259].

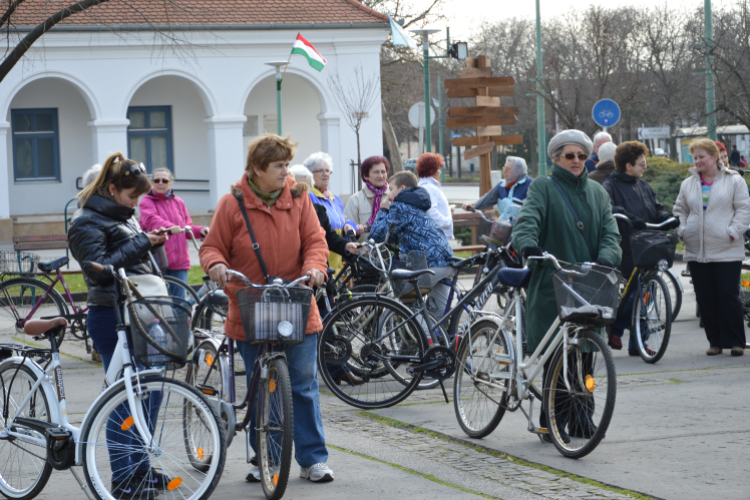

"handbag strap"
[549, 177, 596, 261]
[236, 197, 272, 284]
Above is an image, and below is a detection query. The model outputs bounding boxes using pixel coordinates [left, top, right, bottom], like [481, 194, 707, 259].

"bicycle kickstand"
[520, 393, 548, 444]
[438, 380, 449, 404]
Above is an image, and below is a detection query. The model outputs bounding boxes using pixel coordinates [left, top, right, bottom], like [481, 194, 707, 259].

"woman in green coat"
[513, 129, 622, 439]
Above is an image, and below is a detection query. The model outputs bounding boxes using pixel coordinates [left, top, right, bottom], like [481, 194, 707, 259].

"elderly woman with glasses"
[139, 168, 208, 299]
[462, 156, 532, 224]
[303, 152, 357, 271]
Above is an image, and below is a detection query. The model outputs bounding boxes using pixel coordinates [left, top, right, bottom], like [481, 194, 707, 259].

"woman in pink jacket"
[139, 168, 208, 298]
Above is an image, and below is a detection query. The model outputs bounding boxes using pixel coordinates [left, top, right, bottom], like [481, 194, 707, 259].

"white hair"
[593, 131, 613, 145]
[597, 142, 617, 162]
[82, 164, 101, 187]
[289, 164, 313, 184]
[303, 151, 334, 173]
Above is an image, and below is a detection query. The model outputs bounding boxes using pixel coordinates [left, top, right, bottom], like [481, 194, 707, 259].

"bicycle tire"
[257, 357, 294, 500]
[317, 295, 427, 409]
[453, 319, 510, 438]
[164, 275, 201, 309]
[447, 286, 505, 346]
[544, 329, 616, 459]
[81, 377, 226, 500]
[0, 278, 68, 347]
[633, 274, 672, 363]
[659, 270, 682, 320]
[400, 306, 448, 391]
[0, 363, 53, 500]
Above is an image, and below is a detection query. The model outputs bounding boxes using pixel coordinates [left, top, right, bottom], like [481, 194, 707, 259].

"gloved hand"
[663, 218, 680, 230]
[523, 246, 544, 258]
[630, 216, 647, 230]
[595, 257, 614, 268]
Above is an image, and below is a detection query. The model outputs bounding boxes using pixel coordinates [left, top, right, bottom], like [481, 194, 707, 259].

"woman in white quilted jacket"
[674, 138, 750, 356]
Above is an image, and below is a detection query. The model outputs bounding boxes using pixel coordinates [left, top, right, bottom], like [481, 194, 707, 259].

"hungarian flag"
[291, 33, 327, 72]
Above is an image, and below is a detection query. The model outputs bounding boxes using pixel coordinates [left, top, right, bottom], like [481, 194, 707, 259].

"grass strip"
[356, 412, 660, 500]
[327, 444, 502, 500]
[11, 335, 101, 367]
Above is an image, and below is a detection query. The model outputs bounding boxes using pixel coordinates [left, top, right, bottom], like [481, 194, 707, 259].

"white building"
[0, 0, 389, 239]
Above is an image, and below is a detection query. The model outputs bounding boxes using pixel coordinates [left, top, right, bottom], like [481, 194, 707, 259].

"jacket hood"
[393, 186, 431, 211]
[145, 189, 175, 201]
[85, 194, 136, 222]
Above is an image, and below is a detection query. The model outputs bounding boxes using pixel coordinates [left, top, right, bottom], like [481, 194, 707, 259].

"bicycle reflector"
[585, 375, 596, 393]
[743, 280, 750, 287]
[121, 416, 134, 431]
[167, 478, 183, 490]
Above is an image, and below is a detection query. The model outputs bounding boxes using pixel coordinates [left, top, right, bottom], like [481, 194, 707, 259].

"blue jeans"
[235, 333, 328, 468]
[89, 307, 162, 482]
[165, 269, 189, 301]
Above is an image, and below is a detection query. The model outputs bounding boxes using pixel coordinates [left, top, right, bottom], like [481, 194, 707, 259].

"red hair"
[715, 141, 727, 153]
[416, 153, 444, 178]
[360, 156, 390, 179]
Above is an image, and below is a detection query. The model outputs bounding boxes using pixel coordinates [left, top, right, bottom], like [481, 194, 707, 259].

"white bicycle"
[0, 263, 226, 500]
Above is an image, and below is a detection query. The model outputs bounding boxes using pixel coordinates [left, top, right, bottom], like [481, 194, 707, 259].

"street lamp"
[704, 0, 717, 141]
[411, 28, 440, 153]
[265, 61, 287, 136]
[535, 0, 548, 176]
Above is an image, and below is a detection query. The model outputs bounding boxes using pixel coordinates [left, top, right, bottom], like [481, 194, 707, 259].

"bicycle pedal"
[529, 427, 548, 435]
[196, 384, 218, 396]
[45, 427, 73, 440]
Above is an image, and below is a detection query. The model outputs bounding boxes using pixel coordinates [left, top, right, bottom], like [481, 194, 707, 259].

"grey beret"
[547, 129, 594, 159]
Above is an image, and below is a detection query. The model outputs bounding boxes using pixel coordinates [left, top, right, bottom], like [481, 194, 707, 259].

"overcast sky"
[430, 0, 733, 40]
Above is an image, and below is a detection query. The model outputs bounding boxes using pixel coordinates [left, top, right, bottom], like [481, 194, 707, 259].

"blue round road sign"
[592, 99, 621, 128]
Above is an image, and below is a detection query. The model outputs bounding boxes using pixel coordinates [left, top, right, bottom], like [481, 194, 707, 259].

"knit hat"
[547, 129, 594, 159]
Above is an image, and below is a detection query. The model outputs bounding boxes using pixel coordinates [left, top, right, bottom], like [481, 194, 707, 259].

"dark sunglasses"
[152, 178, 171, 184]
[117, 161, 146, 185]
[563, 153, 588, 161]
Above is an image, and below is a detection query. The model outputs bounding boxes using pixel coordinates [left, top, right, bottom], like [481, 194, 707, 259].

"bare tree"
[328, 64, 380, 189]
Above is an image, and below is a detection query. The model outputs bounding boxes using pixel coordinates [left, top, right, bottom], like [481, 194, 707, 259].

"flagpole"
[281, 50, 293, 82]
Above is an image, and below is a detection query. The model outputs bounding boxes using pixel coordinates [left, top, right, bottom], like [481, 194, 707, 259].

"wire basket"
[630, 230, 677, 269]
[552, 264, 622, 327]
[390, 251, 431, 299]
[128, 296, 192, 370]
[237, 285, 312, 345]
[477, 218, 513, 247]
[0, 250, 40, 274]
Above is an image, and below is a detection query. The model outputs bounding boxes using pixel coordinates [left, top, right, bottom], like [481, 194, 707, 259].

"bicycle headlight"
[278, 321, 294, 338]
[657, 259, 668, 272]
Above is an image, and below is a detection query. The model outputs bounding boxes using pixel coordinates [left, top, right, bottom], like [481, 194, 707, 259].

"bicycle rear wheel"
[82, 377, 226, 500]
[318, 295, 427, 409]
[659, 270, 682, 321]
[633, 274, 672, 363]
[257, 357, 293, 500]
[453, 319, 510, 438]
[0, 363, 52, 500]
[544, 329, 616, 459]
[0, 278, 67, 345]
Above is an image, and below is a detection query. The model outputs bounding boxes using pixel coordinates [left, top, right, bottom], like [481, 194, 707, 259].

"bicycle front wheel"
[164, 275, 201, 309]
[453, 319, 510, 438]
[659, 270, 682, 321]
[0, 363, 52, 500]
[633, 274, 672, 363]
[0, 278, 67, 344]
[257, 357, 293, 500]
[544, 329, 616, 459]
[318, 295, 427, 409]
[81, 377, 226, 500]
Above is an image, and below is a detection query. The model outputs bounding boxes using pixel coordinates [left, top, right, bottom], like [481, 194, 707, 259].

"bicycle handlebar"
[613, 213, 677, 229]
[226, 269, 311, 289]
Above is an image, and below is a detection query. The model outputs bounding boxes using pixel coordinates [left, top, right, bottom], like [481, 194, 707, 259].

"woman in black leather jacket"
[67, 152, 168, 497]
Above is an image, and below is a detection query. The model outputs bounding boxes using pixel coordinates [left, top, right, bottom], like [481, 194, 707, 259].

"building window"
[127, 106, 173, 173]
[11, 108, 60, 181]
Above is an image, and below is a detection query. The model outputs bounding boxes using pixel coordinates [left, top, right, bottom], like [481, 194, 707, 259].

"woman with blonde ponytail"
[67, 151, 173, 496]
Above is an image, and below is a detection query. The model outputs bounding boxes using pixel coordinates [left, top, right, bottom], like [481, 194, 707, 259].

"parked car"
[653, 148, 669, 158]
[404, 158, 417, 174]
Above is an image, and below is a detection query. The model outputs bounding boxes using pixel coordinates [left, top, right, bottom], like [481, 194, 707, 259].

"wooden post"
[476, 56, 492, 196]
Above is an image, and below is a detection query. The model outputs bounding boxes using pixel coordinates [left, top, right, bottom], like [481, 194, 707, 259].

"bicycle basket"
[477, 218, 513, 247]
[0, 250, 40, 274]
[552, 264, 621, 327]
[390, 251, 431, 298]
[237, 285, 313, 345]
[630, 229, 677, 269]
[128, 296, 192, 370]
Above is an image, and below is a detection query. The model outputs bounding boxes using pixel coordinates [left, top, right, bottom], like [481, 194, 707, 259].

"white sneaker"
[246, 466, 260, 483]
[300, 463, 334, 482]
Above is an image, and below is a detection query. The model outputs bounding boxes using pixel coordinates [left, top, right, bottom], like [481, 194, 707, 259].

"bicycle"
[187, 270, 312, 500]
[0, 262, 226, 500]
[453, 252, 618, 459]
[613, 214, 677, 363]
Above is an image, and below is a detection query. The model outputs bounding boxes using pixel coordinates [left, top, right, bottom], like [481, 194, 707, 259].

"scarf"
[366, 180, 387, 226]
[248, 177, 282, 207]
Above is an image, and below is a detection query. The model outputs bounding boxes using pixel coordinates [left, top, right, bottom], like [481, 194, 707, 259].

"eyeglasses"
[563, 153, 588, 161]
[313, 169, 332, 175]
[153, 178, 171, 184]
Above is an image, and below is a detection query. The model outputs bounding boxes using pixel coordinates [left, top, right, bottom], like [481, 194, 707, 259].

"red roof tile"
[8, 0, 389, 27]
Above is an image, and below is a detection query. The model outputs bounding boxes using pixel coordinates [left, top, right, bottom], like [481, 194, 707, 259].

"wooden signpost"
[445, 55, 522, 195]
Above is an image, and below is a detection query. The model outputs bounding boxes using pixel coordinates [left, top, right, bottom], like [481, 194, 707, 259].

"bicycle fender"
[0, 356, 64, 425]
[666, 269, 684, 293]
[264, 351, 288, 364]
[74, 368, 166, 464]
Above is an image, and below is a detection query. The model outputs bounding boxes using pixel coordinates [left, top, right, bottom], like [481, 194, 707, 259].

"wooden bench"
[452, 211, 496, 254]
[12, 234, 78, 274]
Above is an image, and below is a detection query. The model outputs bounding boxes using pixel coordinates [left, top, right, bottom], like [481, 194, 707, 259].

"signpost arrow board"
[446, 115, 516, 127]
[464, 141, 497, 160]
[592, 99, 621, 128]
[452, 135, 523, 147]
[447, 106, 519, 118]
[638, 126, 671, 140]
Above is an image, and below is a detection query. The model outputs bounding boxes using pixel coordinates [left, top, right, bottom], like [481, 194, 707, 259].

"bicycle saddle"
[37, 256, 69, 273]
[24, 317, 67, 336]
[495, 267, 532, 288]
[390, 268, 435, 282]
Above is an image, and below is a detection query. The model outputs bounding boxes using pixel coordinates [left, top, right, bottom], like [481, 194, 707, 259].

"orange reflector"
[269, 379, 276, 393]
[585, 375, 595, 393]
[167, 478, 182, 491]
[121, 416, 134, 431]
[205, 353, 214, 366]
[197, 447, 205, 460]
[743, 280, 750, 287]
[643, 291, 651, 303]
[273, 474, 279, 486]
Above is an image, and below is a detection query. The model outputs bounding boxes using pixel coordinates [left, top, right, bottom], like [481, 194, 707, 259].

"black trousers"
[688, 261, 746, 349]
